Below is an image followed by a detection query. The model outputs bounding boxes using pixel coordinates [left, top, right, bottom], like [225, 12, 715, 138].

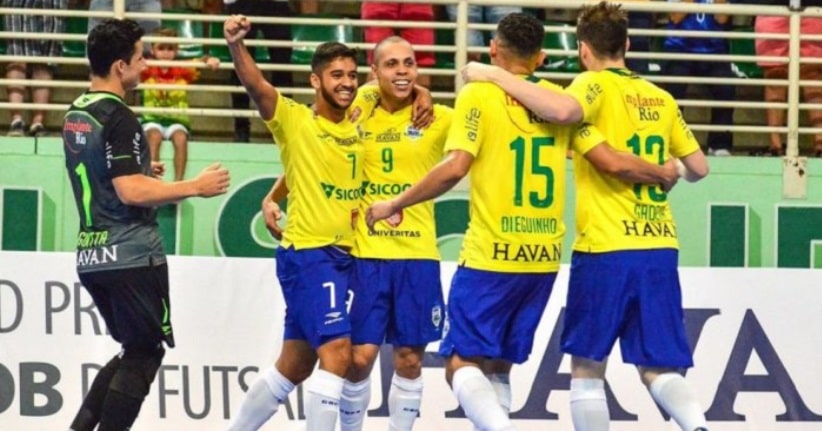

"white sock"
[649, 373, 707, 431]
[388, 373, 423, 431]
[488, 373, 512, 415]
[570, 378, 609, 431]
[228, 366, 295, 431]
[452, 366, 517, 431]
[306, 369, 345, 431]
[339, 377, 371, 431]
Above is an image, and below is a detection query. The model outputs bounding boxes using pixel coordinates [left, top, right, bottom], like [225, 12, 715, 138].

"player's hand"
[151, 161, 165, 178]
[224, 15, 251, 44]
[348, 106, 363, 123]
[194, 163, 231, 197]
[261, 197, 284, 240]
[204, 56, 221, 70]
[366, 199, 398, 232]
[461, 61, 501, 83]
[661, 158, 680, 192]
[412, 85, 434, 129]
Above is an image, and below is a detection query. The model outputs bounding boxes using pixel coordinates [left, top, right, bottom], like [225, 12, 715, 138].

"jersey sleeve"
[105, 107, 144, 178]
[565, 71, 604, 125]
[349, 84, 381, 126]
[263, 92, 298, 146]
[669, 103, 701, 158]
[571, 123, 608, 155]
[444, 84, 484, 156]
[431, 104, 454, 157]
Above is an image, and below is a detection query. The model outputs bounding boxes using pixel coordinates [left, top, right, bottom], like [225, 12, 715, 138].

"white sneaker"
[709, 148, 731, 156]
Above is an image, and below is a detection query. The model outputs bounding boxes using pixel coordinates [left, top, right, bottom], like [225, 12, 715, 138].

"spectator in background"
[755, 15, 822, 156]
[444, 4, 522, 63]
[623, 0, 655, 74]
[88, 0, 162, 36]
[141, 28, 220, 181]
[362, 2, 434, 87]
[4, 0, 65, 137]
[663, 0, 736, 156]
[222, 0, 294, 143]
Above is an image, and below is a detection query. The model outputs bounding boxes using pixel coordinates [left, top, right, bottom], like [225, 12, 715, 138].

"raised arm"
[224, 15, 279, 121]
[461, 61, 583, 124]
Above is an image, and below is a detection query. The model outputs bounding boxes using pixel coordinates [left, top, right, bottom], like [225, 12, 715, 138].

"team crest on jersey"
[432, 305, 442, 328]
[386, 209, 403, 228]
[405, 125, 423, 140]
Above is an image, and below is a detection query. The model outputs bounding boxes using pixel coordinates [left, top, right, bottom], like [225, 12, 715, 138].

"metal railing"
[2, 0, 821, 157]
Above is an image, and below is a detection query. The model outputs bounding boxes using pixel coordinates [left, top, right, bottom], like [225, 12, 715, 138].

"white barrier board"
[1, 252, 821, 430]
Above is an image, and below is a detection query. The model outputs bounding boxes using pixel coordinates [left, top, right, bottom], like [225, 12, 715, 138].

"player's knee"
[318, 337, 352, 375]
[109, 345, 165, 399]
[393, 347, 423, 379]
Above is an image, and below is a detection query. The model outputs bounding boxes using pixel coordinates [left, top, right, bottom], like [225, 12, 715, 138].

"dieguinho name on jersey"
[501, 216, 559, 234]
[492, 242, 561, 262]
[622, 220, 677, 238]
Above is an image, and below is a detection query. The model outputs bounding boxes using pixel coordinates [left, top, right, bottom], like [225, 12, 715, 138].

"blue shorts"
[349, 258, 444, 346]
[560, 249, 694, 368]
[276, 246, 353, 349]
[439, 266, 557, 364]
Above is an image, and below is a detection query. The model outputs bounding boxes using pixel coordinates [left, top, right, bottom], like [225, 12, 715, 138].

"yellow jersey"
[565, 68, 701, 253]
[264, 89, 377, 249]
[354, 104, 453, 260]
[446, 77, 595, 273]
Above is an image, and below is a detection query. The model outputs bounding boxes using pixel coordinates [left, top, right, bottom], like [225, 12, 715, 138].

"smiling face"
[372, 38, 418, 105]
[311, 56, 359, 111]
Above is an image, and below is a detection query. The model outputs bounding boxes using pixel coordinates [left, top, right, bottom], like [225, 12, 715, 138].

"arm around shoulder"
[677, 150, 710, 182]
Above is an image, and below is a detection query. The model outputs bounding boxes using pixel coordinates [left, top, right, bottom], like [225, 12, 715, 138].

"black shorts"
[79, 264, 175, 349]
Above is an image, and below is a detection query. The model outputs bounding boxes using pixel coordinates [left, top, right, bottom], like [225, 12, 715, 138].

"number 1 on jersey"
[74, 162, 93, 227]
[347, 153, 357, 179]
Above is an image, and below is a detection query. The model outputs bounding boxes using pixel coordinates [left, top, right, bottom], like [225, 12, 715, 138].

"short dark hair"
[311, 42, 358, 74]
[576, 1, 628, 60]
[496, 13, 545, 59]
[87, 19, 144, 77]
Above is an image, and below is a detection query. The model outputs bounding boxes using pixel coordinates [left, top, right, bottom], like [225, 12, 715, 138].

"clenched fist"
[224, 15, 251, 44]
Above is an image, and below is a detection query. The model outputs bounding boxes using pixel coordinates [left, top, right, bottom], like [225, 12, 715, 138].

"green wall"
[2, 138, 821, 268]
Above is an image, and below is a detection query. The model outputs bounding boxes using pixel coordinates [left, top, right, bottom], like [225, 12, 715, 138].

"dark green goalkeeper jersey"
[63, 92, 166, 273]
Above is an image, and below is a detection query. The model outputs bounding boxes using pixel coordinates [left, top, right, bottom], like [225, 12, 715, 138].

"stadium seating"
[542, 22, 579, 73]
[729, 26, 763, 79]
[62, 16, 88, 58]
[290, 14, 355, 65]
[162, 10, 205, 60]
